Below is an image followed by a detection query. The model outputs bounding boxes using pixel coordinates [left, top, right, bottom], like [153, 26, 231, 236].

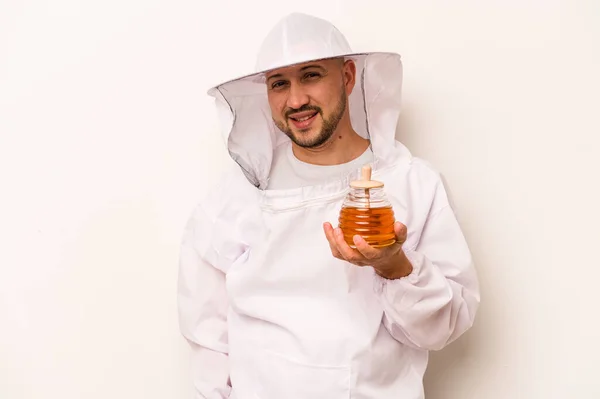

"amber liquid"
[338, 206, 396, 248]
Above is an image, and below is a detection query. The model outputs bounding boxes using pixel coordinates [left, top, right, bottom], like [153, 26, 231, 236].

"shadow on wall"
[396, 106, 486, 398]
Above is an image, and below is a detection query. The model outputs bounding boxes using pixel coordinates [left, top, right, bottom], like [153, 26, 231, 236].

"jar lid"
[350, 165, 384, 189]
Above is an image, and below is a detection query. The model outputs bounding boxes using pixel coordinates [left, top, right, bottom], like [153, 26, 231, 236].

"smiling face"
[266, 58, 356, 149]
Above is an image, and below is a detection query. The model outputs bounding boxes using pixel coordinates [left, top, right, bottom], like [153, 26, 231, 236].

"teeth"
[293, 113, 315, 122]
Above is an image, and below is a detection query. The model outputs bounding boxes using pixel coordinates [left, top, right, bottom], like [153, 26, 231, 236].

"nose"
[286, 82, 309, 110]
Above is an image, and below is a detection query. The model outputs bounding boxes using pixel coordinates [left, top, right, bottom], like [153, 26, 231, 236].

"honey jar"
[338, 165, 396, 248]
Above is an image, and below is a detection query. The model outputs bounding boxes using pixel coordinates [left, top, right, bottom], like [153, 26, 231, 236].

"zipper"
[260, 188, 349, 213]
[259, 163, 397, 213]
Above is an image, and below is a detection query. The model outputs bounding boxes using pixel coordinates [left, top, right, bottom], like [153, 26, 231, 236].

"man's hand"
[323, 221, 413, 280]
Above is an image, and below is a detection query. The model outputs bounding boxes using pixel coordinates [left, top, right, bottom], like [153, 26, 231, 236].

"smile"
[289, 112, 318, 129]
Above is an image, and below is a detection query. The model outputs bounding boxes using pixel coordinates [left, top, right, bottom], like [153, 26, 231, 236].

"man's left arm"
[324, 180, 480, 351]
[374, 202, 480, 351]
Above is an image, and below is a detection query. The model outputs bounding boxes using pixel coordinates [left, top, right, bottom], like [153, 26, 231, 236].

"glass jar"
[338, 165, 396, 248]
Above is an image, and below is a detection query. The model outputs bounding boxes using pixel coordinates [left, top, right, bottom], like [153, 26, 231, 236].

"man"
[178, 12, 480, 399]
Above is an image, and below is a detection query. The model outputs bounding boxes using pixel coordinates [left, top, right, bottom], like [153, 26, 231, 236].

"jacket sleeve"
[178, 204, 231, 399]
[377, 178, 480, 351]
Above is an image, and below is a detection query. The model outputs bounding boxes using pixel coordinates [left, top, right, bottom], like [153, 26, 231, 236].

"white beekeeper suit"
[178, 12, 480, 399]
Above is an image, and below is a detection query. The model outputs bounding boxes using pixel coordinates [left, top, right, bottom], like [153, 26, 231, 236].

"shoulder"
[408, 156, 442, 183]
[188, 164, 256, 226]
[385, 142, 451, 213]
[388, 141, 444, 191]
[182, 165, 256, 268]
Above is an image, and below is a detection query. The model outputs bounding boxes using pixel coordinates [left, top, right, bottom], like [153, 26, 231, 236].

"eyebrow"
[266, 64, 327, 82]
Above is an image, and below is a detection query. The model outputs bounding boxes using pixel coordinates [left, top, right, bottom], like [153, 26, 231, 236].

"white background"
[1, 1, 599, 398]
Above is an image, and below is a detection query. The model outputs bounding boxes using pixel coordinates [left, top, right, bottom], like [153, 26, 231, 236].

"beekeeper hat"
[207, 13, 405, 189]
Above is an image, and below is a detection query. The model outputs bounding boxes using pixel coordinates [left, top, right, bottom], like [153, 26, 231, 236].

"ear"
[342, 59, 357, 95]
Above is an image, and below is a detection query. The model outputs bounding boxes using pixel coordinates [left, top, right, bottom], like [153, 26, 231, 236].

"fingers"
[331, 227, 356, 259]
[325, 221, 409, 270]
[353, 235, 379, 260]
[332, 227, 370, 266]
[323, 222, 343, 259]
[394, 221, 408, 245]
[323, 223, 374, 266]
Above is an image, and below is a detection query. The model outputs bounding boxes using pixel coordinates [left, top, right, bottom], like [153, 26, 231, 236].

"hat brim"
[207, 51, 400, 95]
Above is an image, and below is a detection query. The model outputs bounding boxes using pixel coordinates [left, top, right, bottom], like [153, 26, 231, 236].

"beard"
[274, 89, 347, 149]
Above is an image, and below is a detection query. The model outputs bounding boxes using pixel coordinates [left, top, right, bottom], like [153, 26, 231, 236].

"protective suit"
[178, 12, 480, 399]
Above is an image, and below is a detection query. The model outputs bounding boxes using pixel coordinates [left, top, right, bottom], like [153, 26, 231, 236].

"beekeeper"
[178, 12, 480, 399]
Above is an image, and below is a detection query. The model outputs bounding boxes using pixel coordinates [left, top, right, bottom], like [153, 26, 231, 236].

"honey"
[338, 206, 396, 248]
[338, 164, 397, 248]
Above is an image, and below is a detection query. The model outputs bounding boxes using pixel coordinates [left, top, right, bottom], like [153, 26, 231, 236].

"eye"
[304, 72, 321, 80]
[271, 80, 288, 90]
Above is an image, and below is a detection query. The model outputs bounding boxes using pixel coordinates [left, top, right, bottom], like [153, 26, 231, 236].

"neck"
[291, 121, 370, 166]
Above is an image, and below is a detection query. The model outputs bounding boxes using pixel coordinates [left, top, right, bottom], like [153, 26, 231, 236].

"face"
[265, 58, 356, 149]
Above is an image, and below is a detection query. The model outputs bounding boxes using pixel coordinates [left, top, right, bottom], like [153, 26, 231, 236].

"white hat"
[207, 13, 405, 189]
